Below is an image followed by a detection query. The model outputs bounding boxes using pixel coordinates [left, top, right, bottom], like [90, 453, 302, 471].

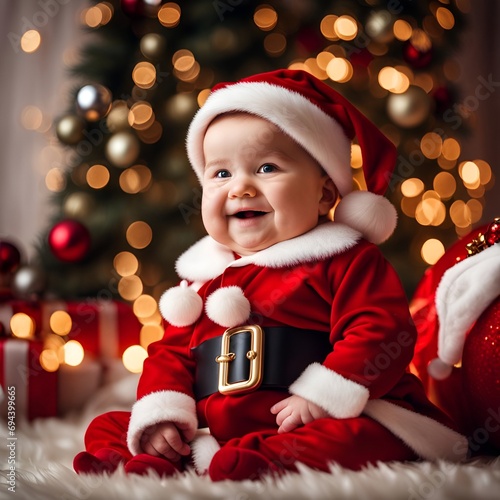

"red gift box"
[0, 338, 103, 421]
[0, 299, 142, 359]
[41, 299, 143, 359]
[0, 338, 58, 420]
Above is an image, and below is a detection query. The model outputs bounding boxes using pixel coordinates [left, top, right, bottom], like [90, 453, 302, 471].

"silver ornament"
[11, 265, 47, 300]
[76, 84, 112, 121]
[140, 33, 167, 60]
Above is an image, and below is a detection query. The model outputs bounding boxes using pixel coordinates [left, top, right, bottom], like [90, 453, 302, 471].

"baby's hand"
[140, 421, 195, 462]
[270, 395, 330, 434]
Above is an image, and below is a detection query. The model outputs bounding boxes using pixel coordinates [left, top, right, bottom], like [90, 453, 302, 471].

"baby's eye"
[215, 169, 231, 178]
[258, 164, 277, 173]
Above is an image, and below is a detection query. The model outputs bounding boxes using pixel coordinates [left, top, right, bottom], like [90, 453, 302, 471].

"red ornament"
[485, 218, 500, 246]
[462, 297, 500, 450]
[48, 220, 91, 263]
[0, 240, 21, 274]
[403, 41, 433, 69]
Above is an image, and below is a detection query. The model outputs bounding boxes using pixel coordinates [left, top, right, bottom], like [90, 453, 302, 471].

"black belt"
[191, 325, 331, 400]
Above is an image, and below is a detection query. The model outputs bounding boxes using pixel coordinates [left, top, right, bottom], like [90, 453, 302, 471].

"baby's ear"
[319, 177, 338, 216]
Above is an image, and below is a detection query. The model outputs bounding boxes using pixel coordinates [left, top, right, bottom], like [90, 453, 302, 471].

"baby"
[74, 69, 467, 480]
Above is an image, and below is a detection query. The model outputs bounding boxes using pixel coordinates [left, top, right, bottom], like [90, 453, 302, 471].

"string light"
[39, 349, 61, 372]
[10, 313, 35, 339]
[133, 294, 158, 319]
[122, 345, 148, 373]
[140, 325, 164, 349]
[132, 62, 156, 89]
[126, 221, 153, 249]
[118, 275, 143, 301]
[254, 5, 278, 31]
[86, 164, 110, 189]
[436, 7, 455, 29]
[421, 238, 445, 265]
[63, 340, 85, 366]
[334, 15, 358, 41]
[45, 168, 66, 192]
[158, 3, 181, 27]
[20, 30, 41, 53]
[50, 310, 73, 336]
[401, 178, 425, 198]
[393, 19, 412, 41]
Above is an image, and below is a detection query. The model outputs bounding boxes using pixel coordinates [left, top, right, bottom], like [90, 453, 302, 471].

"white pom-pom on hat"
[159, 280, 203, 327]
[334, 191, 398, 244]
[427, 358, 453, 381]
[205, 286, 251, 328]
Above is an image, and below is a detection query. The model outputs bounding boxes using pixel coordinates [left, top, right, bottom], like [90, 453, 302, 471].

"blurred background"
[1, 0, 499, 304]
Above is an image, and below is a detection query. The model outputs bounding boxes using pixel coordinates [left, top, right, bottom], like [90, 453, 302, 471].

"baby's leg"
[209, 416, 418, 481]
[74, 411, 131, 474]
[74, 411, 183, 477]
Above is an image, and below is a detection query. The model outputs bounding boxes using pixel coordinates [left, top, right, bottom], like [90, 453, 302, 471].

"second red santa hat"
[186, 69, 398, 244]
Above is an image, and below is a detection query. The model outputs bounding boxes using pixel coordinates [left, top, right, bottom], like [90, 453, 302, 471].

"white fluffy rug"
[1, 375, 499, 500]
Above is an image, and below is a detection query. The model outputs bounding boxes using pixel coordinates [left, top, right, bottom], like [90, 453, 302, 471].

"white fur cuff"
[364, 399, 468, 461]
[127, 390, 198, 456]
[289, 363, 370, 418]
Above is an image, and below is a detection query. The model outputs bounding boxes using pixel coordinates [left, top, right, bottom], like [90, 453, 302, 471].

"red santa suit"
[76, 69, 469, 479]
[80, 222, 468, 477]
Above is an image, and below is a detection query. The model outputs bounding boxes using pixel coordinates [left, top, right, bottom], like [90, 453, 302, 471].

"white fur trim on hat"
[186, 81, 352, 196]
[205, 286, 251, 328]
[127, 390, 198, 456]
[334, 191, 398, 244]
[430, 243, 500, 379]
[158, 280, 203, 327]
[289, 362, 370, 419]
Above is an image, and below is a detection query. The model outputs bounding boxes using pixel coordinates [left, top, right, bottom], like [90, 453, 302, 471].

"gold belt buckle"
[215, 325, 264, 395]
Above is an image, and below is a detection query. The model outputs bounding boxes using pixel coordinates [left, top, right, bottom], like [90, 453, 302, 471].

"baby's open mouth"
[234, 211, 267, 219]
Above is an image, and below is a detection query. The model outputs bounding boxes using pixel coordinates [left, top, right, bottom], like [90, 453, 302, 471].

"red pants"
[82, 408, 417, 472]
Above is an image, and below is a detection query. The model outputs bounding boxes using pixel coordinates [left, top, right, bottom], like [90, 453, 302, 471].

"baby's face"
[201, 113, 335, 256]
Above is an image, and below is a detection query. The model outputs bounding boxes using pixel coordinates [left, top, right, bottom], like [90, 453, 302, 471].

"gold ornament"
[387, 86, 432, 128]
[63, 192, 96, 219]
[76, 84, 112, 121]
[140, 33, 167, 60]
[165, 93, 198, 123]
[55, 114, 86, 144]
[106, 102, 131, 132]
[105, 131, 141, 168]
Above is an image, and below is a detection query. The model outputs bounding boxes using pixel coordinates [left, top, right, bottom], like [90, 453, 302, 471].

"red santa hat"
[186, 69, 398, 244]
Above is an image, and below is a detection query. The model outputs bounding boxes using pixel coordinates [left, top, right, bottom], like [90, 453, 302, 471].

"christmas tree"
[25, 0, 492, 301]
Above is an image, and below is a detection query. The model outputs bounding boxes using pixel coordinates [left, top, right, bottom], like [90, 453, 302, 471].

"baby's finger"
[275, 406, 293, 427]
[270, 397, 291, 414]
[278, 414, 301, 434]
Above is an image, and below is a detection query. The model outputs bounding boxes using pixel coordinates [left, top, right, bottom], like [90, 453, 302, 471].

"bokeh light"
[421, 238, 445, 265]
[63, 340, 84, 366]
[158, 2, 181, 27]
[21, 30, 41, 53]
[10, 313, 35, 339]
[50, 310, 73, 336]
[122, 345, 148, 373]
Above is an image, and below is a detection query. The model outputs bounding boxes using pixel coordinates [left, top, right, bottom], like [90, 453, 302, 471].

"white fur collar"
[175, 222, 362, 282]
